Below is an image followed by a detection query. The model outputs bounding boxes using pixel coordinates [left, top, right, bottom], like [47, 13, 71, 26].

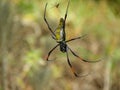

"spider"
[44, 0, 101, 77]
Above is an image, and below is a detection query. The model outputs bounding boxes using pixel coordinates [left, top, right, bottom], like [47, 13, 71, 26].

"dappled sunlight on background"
[0, 0, 120, 90]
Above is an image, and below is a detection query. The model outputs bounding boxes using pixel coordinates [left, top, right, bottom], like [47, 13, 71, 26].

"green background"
[0, 0, 120, 90]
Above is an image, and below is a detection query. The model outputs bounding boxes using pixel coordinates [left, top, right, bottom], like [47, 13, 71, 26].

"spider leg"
[66, 34, 87, 43]
[66, 47, 79, 77]
[66, 47, 91, 77]
[46, 44, 59, 61]
[44, 3, 56, 37]
[67, 46, 102, 63]
[62, 0, 70, 34]
[64, 0, 70, 22]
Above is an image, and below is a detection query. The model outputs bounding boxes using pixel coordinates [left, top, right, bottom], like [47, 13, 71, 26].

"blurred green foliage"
[17, 0, 34, 13]
[0, 0, 120, 90]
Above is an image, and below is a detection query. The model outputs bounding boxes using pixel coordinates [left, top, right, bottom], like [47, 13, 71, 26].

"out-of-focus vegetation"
[0, 0, 120, 90]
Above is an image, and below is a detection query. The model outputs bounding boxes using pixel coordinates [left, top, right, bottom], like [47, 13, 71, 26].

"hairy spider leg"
[46, 44, 60, 61]
[64, 0, 70, 22]
[66, 47, 79, 77]
[67, 46, 102, 63]
[66, 34, 87, 43]
[44, 3, 56, 37]
[63, 0, 70, 40]
[66, 47, 91, 77]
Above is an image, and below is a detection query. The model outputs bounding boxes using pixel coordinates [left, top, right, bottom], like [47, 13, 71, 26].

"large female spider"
[44, 0, 101, 77]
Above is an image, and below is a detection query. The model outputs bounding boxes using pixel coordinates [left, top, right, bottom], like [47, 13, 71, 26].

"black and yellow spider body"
[44, 0, 101, 77]
[55, 18, 65, 42]
[54, 18, 67, 53]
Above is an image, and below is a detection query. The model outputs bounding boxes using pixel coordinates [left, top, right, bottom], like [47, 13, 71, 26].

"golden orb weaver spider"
[44, 0, 102, 77]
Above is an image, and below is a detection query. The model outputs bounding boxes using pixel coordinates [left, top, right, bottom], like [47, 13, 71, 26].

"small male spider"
[44, 0, 101, 77]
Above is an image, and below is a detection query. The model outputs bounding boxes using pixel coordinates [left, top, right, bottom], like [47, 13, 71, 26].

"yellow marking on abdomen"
[55, 28, 63, 42]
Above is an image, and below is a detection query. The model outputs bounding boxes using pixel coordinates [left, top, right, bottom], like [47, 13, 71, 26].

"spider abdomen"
[60, 42, 67, 53]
